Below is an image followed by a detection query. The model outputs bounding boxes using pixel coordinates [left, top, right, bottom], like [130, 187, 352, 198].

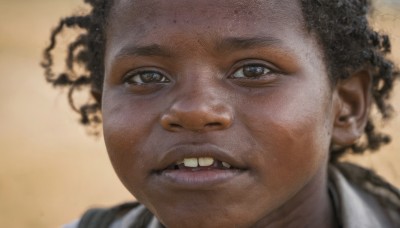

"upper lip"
[153, 143, 247, 172]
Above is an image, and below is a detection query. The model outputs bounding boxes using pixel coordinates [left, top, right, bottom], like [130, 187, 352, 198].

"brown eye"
[125, 71, 170, 84]
[231, 65, 271, 79]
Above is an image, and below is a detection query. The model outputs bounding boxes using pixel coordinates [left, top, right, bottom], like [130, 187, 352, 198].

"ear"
[91, 87, 102, 107]
[331, 71, 372, 146]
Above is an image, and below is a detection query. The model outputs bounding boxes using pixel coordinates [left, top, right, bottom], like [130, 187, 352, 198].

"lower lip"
[155, 169, 246, 189]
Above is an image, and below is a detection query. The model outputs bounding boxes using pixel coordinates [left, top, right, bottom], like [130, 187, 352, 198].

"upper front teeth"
[181, 157, 214, 167]
[199, 157, 214, 166]
[183, 158, 199, 167]
[177, 157, 232, 168]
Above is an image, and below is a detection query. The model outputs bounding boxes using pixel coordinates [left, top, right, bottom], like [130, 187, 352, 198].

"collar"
[329, 165, 393, 228]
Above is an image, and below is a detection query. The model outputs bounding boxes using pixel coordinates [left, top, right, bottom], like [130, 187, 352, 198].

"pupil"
[243, 66, 265, 77]
[141, 72, 161, 82]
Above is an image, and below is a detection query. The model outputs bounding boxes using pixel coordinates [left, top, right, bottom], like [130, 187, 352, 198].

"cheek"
[101, 91, 158, 193]
[240, 85, 334, 191]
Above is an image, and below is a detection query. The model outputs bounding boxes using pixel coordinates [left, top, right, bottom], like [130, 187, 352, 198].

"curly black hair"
[42, 0, 399, 160]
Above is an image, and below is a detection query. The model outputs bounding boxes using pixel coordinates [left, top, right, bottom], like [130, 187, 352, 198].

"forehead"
[107, 0, 305, 43]
[111, 0, 302, 19]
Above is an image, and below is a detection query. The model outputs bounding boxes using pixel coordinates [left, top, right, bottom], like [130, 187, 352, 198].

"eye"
[124, 71, 170, 85]
[231, 64, 272, 79]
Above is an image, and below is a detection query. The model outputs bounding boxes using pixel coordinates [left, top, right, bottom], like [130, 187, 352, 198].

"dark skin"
[100, 0, 371, 227]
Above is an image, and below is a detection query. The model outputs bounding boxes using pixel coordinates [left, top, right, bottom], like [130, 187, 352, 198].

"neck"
[254, 165, 338, 228]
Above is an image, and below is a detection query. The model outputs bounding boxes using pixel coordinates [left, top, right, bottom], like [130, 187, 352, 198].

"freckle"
[234, 9, 239, 14]
[173, 19, 177, 23]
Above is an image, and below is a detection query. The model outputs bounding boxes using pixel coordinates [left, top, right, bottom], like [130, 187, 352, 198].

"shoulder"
[63, 202, 163, 228]
[329, 162, 400, 228]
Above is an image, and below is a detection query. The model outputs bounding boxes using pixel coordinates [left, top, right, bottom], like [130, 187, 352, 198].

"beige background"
[0, 1, 399, 227]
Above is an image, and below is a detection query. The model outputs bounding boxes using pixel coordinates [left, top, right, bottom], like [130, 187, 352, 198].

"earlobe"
[332, 71, 372, 146]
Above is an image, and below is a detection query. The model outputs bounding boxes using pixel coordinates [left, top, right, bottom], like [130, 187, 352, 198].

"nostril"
[160, 105, 233, 132]
[170, 123, 182, 129]
[205, 122, 222, 128]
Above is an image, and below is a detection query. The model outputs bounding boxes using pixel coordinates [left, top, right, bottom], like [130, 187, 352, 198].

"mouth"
[152, 145, 248, 189]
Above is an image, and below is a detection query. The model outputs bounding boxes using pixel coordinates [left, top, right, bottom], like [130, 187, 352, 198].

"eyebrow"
[115, 44, 172, 58]
[215, 36, 282, 52]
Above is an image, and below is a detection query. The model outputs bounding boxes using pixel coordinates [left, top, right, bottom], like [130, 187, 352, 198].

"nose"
[160, 90, 233, 132]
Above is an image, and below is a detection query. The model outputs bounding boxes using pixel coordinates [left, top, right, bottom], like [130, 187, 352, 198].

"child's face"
[102, 0, 340, 227]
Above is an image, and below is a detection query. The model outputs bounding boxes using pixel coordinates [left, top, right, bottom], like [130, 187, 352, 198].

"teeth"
[183, 158, 198, 168]
[222, 162, 231, 168]
[177, 157, 232, 169]
[198, 157, 214, 167]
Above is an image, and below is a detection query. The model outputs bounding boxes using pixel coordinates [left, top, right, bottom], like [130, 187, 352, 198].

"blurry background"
[0, 0, 399, 227]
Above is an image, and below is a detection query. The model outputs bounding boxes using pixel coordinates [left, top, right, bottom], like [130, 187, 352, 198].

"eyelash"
[123, 62, 277, 85]
[124, 70, 170, 85]
[230, 64, 273, 79]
